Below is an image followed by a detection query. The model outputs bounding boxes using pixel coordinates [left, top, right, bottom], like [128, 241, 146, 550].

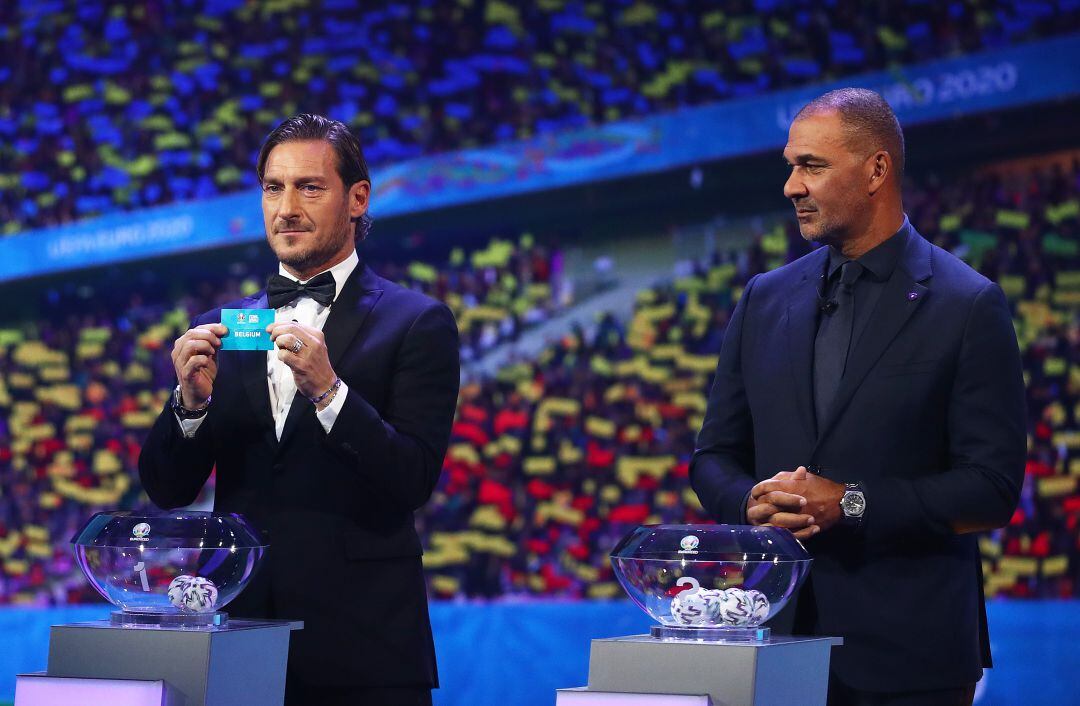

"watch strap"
[172, 385, 211, 419]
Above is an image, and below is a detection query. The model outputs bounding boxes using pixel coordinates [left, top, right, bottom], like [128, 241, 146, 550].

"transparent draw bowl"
[72, 511, 267, 627]
[610, 524, 811, 640]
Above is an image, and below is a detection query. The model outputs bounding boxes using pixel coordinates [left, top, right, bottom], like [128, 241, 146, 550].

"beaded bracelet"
[309, 377, 342, 405]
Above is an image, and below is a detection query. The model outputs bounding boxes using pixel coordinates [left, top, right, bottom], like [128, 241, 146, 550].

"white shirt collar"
[277, 249, 359, 304]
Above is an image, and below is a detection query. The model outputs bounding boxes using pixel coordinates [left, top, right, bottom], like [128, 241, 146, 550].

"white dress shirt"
[177, 250, 357, 439]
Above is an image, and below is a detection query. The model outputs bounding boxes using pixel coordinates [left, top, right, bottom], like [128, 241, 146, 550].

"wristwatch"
[839, 482, 866, 529]
[172, 385, 211, 420]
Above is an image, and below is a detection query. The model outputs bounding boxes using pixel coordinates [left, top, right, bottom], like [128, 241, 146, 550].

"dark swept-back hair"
[256, 113, 373, 241]
[795, 88, 905, 179]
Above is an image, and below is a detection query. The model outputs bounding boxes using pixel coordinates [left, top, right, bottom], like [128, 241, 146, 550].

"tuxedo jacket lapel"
[812, 232, 932, 451]
[278, 262, 384, 447]
[323, 262, 384, 369]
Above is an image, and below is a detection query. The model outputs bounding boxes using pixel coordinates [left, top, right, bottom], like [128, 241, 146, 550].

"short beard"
[278, 246, 332, 274]
[274, 220, 353, 275]
[799, 216, 845, 248]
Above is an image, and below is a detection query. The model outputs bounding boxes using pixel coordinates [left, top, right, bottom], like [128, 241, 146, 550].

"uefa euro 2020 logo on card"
[220, 309, 275, 351]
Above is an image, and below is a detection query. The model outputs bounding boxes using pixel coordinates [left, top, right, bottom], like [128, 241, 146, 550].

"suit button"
[341, 443, 355, 454]
[273, 464, 284, 472]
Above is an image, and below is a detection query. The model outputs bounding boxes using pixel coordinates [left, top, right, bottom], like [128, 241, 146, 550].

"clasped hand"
[747, 466, 845, 540]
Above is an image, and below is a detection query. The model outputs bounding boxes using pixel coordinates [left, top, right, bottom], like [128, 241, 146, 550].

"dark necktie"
[266, 272, 336, 309]
[813, 260, 864, 427]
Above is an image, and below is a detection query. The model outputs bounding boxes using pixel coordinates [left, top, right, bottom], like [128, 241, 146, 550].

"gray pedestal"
[46, 619, 302, 706]
[583, 634, 842, 706]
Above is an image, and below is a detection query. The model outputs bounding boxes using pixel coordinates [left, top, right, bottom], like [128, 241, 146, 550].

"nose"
[278, 186, 302, 221]
[783, 169, 807, 201]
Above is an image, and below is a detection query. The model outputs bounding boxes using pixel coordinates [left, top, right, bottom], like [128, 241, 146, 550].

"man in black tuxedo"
[139, 114, 459, 706]
[691, 89, 1025, 705]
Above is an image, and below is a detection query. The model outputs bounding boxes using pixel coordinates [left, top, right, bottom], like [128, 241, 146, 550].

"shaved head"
[794, 88, 905, 180]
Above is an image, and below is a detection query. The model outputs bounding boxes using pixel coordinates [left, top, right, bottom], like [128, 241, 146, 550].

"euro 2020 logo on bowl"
[131, 523, 151, 542]
[679, 535, 699, 553]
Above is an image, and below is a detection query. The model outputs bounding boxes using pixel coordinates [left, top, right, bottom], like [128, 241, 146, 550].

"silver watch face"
[841, 491, 866, 517]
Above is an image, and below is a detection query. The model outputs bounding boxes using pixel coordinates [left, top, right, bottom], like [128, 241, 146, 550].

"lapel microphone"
[817, 274, 838, 314]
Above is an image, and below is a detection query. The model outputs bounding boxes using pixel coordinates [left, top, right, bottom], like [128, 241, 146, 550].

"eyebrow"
[261, 175, 329, 185]
[784, 154, 828, 165]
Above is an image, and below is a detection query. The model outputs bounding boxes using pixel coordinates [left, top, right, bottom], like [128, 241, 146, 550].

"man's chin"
[798, 224, 824, 242]
[268, 228, 352, 273]
[272, 245, 320, 272]
[798, 222, 838, 246]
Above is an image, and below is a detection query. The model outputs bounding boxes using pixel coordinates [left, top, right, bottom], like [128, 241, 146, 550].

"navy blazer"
[691, 226, 1025, 691]
[139, 261, 460, 688]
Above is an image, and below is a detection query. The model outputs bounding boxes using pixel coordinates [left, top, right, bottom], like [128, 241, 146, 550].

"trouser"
[284, 673, 432, 706]
[828, 676, 976, 706]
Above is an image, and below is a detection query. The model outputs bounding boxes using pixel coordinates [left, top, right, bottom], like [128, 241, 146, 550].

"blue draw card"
[220, 309, 275, 351]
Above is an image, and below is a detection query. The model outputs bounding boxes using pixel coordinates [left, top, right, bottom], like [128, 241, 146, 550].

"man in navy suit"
[691, 89, 1025, 705]
[139, 114, 459, 706]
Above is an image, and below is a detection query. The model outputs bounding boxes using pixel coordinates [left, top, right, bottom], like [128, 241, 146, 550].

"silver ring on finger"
[290, 338, 304, 354]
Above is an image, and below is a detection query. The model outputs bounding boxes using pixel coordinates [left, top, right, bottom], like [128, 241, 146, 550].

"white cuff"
[315, 381, 349, 434]
[175, 412, 206, 439]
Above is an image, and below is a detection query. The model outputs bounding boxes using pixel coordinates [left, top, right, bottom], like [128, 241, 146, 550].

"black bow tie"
[266, 272, 336, 308]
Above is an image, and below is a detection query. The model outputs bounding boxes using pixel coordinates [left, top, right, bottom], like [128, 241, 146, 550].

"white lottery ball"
[181, 577, 218, 612]
[697, 589, 725, 624]
[715, 587, 754, 626]
[167, 575, 196, 609]
[671, 589, 711, 626]
[746, 590, 771, 625]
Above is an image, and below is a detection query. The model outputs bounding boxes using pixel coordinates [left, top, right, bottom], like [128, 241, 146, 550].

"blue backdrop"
[1, 600, 1076, 705]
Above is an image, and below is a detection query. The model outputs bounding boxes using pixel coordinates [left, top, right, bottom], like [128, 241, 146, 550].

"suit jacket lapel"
[812, 230, 933, 451]
[238, 292, 276, 435]
[785, 249, 829, 441]
[277, 262, 384, 447]
[323, 261, 384, 369]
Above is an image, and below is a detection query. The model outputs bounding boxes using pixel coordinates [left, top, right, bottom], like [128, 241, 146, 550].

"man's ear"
[867, 151, 891, 196]
[349, 180, 370, 219]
